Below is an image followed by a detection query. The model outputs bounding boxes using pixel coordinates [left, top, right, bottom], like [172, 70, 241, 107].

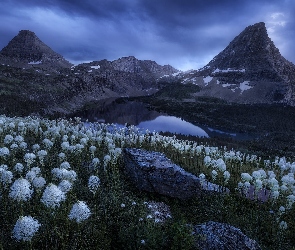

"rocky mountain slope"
[0, 30, 178, 116]
[181, 22, 295, 104]
[0, 30, 73, 70]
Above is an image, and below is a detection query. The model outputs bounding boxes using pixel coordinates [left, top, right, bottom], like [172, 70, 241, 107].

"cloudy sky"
[0, 0, 294, 70]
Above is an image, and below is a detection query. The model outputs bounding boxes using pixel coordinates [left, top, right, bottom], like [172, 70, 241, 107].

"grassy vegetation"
[120, 81, 295, 159]
[0, 115, 294, 249]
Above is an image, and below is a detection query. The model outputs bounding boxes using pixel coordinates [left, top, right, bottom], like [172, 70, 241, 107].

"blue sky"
[0, 0, 294, 71]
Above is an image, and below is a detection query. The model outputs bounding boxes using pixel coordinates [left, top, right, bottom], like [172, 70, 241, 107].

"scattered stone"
[123, 148, 228, 200]
[193, 221, 261, 250]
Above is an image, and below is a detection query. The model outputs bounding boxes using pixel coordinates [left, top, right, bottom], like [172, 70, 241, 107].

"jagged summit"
[111, 56, 178, 76]
[205, 22, 282, 71]
[182, 22, 295, 104]
[0, 30, 72, 69]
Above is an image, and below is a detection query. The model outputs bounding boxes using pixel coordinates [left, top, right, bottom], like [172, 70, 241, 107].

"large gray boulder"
[123, 148, 228, 200]
[193, 221, 261, 250]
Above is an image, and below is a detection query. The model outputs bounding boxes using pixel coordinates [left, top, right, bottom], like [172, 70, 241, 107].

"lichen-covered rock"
[123, 148, 202, 200]
[193, 221, 261, 250]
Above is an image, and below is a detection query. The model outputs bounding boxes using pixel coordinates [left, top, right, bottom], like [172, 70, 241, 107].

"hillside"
[180, 22, 295, 104]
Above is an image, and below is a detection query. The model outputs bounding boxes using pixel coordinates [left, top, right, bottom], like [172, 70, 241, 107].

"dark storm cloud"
[0, 0, 294, 70]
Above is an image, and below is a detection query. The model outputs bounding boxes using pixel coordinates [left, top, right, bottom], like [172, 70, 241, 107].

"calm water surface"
[74, 99, 254, 140]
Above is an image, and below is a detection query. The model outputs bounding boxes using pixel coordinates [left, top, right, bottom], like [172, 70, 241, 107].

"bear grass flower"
[68, 201, 91, 223]
[223, 171, 230, 184]
[32, 177, 46, 190]
[37, 150, 47, 164]
[12, 216, 41, 242]
[88, 175, 100, 194]
[4, 134, 14, 144]
[14, 163, 24, 173]
[211, 170, 218, 181]
[52, 168, 77, 183]
[279, 221, 288, 230]
[241, 173, 252, 182]
[24, 153, 36, 167]
[0, 147, 10, 157]
[26, 167, 41, 183]
[41, 184, 66, 209]
[9, 178, 33, 202]
[58, 180, 72, 193]
[1, 169, 13, 186]
[60, 161, 71, 170]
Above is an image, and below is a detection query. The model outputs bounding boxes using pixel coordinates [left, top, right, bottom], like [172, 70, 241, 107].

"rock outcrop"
[181, 22, 295, 105]
[193, 221, 261, 250]
[123, 148, 202, 200]
[123, 148, 228, 200]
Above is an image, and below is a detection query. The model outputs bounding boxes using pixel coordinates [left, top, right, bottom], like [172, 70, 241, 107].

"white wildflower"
[41, 184, 66, 209]
[43, 138, 53, 149]
[37, 150, 47, 164]
[271, 190, 280, 200]
[58, 152, 66, 161]
[68, 201, 91, 223]
[9, 178, 33, 202]
[223, 171, 230, 184]
[24, 153, 36, 167]
[26, 170, 37, 183]
[89, 145, 96, 154]
[254, 179, 263, 191]
[199, 173, 206, 185]
[243, 181, 251, 193]
[252, 170, 262, 180]
[204, 156, 211, 166]
[61, 141, 70, 151]
[91, 158, 100, 168]
[4, 134, 14, 144]
[58, 180, 72, 193]
[215, 158, 226, 172]
[14, 163, 24, 173]
[60, 161, 71, 170]
[10, 143, 18, 150]
[211, 170, 218, 181]
[280, 185, 289, 193]
[32, 177, 46, 190]
[286, 194, 295, 209]
[241, 173, 252, 182]
[1, 170, 13, 186]
[88, 175, 100, 194]
[0, 147, 10, 157]
[80, 137, 88, 145]
[12, 216, 41, 241]
[279, 221, 288, 230]
[32, 144, 40, 152]
[19, 142, 27, 150]
[74, 143, 84, 153]
[278, 206, 286, 216]
[14, 135, 24, 143]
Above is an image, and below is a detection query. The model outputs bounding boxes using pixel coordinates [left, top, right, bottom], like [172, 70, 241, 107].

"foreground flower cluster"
[0, 115, 292, 247]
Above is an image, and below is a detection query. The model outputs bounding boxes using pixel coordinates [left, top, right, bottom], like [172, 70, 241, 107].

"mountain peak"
[204, 21, 279, 71]
[18, 29, 36, 36]
[0, 30, 72, 69]
[182, 22, 295, 104]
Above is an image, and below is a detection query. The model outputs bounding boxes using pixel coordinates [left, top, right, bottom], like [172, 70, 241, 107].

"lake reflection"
[138, 116, 209, 137]
[73, 99, 254, 140]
